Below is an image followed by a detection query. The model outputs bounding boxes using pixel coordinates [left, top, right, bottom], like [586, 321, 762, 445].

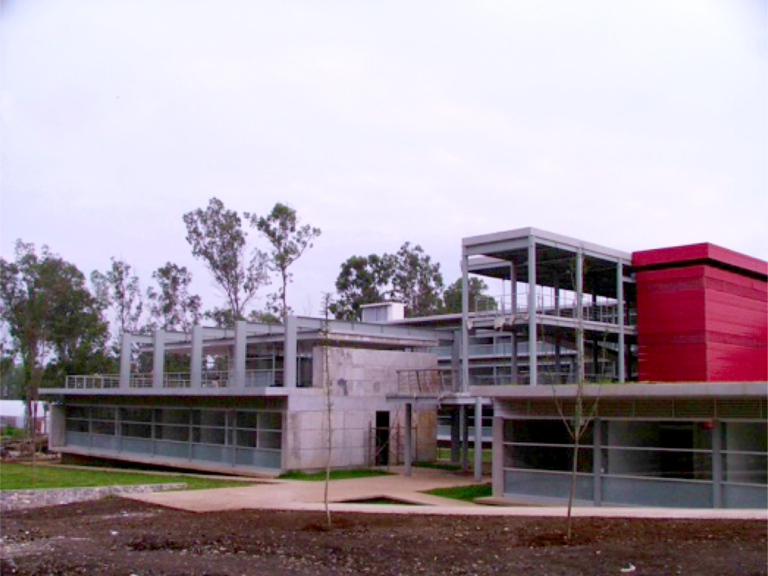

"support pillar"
[191, 325, 203, 389]
[284, 315, 297, 388]
[713, 420, 723, 508]
[152, 329, 165, 389]
[510, 264, 518, 385]
[450, 408, 460, 463]
[492, 416, 504, 497]
[461, 255, 470, 391]
[119, 332, 132, 389]
[404, 402, 413, 477]
[234, 320, 247, 388]
[527, 236, 537, 386]
[576, 249, 585, 384]
[617, 260, 626, 383]
[473, 397, 483, 481]
[460, 405, 469, 471]
[593, 418, 602, 506]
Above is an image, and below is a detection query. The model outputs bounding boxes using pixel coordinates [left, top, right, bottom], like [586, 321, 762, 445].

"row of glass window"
[66, 406, 282, 430]
[503, 419, 767, 453]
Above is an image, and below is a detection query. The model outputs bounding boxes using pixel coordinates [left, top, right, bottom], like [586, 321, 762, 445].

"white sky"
[1, 0, 766, 317]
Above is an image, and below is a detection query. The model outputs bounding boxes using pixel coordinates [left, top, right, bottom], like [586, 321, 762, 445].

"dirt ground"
[1, 497, 765, 576]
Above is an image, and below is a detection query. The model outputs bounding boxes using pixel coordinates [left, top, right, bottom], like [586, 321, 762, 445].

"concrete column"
[617, 261, 626, 383]
[234, 320, 247, 388]
[283, 315, 297, 388]
[527, 236, 537, 386]
[191, 325, 203, 389]
[713, 420, 723, 508]
[593, 418, 602, 506]
[404, 402, 413, 477]
[461, 255, 470, 392]
[554, 278, 561, 384]
[450, 408, 460, 463]
[576, 250, 585, 384]
[492, 416, 504, 497]
[152, 329, 165, 389]
[460, 405, 469, 471]
[473, 397, 483, 481]
[510, 264, 518, 385]
[119, 332, 132, 389]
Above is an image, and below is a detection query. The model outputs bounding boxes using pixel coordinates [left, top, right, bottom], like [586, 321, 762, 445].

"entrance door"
[375, 411, 390, 466]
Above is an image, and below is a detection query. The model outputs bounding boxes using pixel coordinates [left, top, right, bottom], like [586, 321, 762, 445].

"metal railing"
[397, 368, 456, 395]
[65, 375, 120, 389]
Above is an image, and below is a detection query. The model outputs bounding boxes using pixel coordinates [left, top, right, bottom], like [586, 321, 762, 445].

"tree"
[0, 241, 108, 436]
[183, 197, 269, 321]
[443, 277, 498, 314]
[329, 255, 392, 320]
[91, 257, 144, 349]
[248, 203, 321, 319]
[388, 242, 444, 318]
[146, 263, 202, 332]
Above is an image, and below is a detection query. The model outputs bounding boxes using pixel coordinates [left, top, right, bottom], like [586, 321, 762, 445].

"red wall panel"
[633, 244, 767, 382]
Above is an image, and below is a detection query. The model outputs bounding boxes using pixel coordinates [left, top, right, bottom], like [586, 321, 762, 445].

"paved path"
[124, 467, 767, 520]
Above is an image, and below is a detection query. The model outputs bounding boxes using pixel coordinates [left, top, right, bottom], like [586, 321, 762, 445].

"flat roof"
[472, 381, 768, 400]
[633, 243, 767, 279]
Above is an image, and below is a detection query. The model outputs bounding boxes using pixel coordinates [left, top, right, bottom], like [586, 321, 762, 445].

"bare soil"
[1, 497, 765, 575]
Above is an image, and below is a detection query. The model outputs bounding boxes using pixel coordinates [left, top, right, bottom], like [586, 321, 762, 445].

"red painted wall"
[634, 244, 767, 382]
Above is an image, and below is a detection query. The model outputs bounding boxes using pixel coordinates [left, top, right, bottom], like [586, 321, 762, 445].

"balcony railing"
[65, 375, 120, 389]
[397, 368, 457, 395]
[65, 369, 284, 390]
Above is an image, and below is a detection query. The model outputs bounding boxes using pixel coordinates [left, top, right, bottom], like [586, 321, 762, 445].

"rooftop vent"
[360, 302, 405, 323]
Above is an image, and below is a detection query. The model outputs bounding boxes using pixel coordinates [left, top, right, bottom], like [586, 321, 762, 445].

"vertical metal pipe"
[576, 250, 585, 384]
[713, 420, 723, 508]
[404, 403, 413, 477]
[461, 255, 470, 392]
[527, 236, 537, 386]
[234, 320, 247, 388]
[119, 332, 132, 389]
[617, 260, 626, 383]
[152, 329, 165, 389]
[510, 264, 518, 385]
[191, 325, 203, 389]
[593, 418, 602, 506]
[460, 405, 468, 471]
[283, 316, 297, 388]
[474, 397, 483, 481]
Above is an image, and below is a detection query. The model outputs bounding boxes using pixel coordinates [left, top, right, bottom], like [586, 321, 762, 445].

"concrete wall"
[282, 347, 438, 471]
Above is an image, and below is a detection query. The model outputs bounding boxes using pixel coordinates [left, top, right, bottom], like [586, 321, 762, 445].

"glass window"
[237, 429, 257, 448]
[259, 431, 282, 450]
[260, 412, 282, 431]
[723, 422, 767, 453]
[92, 421, 115, 436]
[91, 407, 116, 421]
[504, 419, 592, 446]
[66, 419, 89, 433]
[121, 408, 153, 423]
[68, 406, 89, 420]
[158, 409, 190, 425]
[122, 423, 152, 438]
[505, 444, 592, 473]
[155, 425, 189, 442]
[236, 412, 258, 429]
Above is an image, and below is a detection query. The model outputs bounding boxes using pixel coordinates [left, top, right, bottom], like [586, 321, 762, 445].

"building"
[44, 317, 443, 475]
[41, 227, 767, 508]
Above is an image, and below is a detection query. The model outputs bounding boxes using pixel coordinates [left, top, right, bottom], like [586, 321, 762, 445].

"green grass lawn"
[422, 483, 493, 502]
[435, 447, 493, 463]
[0, 463, 259, 492]
[278, 468, 393, 481]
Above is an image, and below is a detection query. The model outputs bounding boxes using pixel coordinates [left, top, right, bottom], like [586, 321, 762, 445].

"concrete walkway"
[122, 466, 768, 520]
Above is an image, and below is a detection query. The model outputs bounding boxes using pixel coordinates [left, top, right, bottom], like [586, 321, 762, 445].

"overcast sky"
[1, 0, 766, 318]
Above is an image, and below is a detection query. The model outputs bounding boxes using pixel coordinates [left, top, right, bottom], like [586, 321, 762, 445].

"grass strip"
[278, 468, 392, 481]
[422, 483, 492, 502]
[0, 463, 257, 492]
